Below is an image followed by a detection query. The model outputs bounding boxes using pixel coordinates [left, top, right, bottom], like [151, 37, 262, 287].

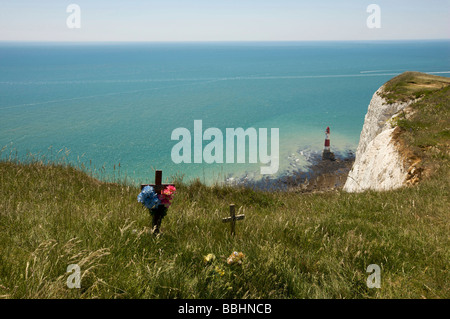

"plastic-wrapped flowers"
[227, 251, 245, 265]
[159, 185, 176, 208]
[137, 184, 176, 234]
[137, 185, 177, 210]
[137, 186, 160, 210]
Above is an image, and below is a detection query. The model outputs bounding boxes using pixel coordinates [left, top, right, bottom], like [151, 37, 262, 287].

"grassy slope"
[386, 72, 450, 173]
[380, 71, 450, 104]
[0, 73, 449, 299]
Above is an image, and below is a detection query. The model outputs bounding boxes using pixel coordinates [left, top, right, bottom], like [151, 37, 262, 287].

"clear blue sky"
[0, 0, 449, 41]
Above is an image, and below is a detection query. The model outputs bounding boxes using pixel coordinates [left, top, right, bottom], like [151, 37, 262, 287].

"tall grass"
[0, 72, 448, 299]
[0, 157, 448, 299]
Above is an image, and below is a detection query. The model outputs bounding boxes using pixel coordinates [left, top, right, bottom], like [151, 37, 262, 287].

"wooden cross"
[222, 204, 245, 236]
[141, 169, 175, 234]
[141, 170, 175, 194]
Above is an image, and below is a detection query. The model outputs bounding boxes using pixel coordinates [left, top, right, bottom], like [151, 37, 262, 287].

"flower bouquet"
[226, 251, 245, 265]
[137, 185, 176, 234]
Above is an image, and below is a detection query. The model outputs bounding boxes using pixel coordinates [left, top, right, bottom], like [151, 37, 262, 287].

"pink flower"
[158, 185, 176, 207]
[163, 185, 176, 196]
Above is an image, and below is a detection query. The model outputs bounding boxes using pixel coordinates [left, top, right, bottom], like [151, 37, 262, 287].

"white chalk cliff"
[344, 86, 416, 192]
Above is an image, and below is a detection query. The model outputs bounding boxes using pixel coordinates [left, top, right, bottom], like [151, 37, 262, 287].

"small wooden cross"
[141, 169, 175, 234]
[222, 204, 245, 236]
[141, 170, 175, 194]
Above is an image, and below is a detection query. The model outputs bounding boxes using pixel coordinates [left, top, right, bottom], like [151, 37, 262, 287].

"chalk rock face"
[344, 128, 408, 192]
[343, 87, 415, 192]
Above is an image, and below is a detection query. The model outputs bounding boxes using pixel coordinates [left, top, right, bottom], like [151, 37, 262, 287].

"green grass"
[397, 85, 449, 150]
[380, 71, 450, 104]
[0, 72, 449, 299]
[387, 73, 450, 177]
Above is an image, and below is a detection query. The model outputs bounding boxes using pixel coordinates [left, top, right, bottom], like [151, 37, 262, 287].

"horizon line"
[1, 38, 450, 44]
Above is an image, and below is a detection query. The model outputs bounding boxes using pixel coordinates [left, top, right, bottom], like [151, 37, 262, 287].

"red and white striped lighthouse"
[324, 126, 330, 151]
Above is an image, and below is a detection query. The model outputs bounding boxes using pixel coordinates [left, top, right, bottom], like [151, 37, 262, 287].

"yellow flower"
[214, 266, 225, 276]
[203, 253, 216, 264]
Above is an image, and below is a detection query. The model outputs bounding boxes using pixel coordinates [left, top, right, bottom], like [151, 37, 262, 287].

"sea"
[1, 41, 449, 185]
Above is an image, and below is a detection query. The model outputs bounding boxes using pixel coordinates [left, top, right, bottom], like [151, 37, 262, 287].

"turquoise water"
[1, 41, 449, 184]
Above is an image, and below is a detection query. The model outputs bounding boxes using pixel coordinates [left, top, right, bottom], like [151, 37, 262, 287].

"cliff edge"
[344, 72, 450, 192]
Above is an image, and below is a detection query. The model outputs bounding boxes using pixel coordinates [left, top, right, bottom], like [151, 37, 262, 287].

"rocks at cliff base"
[322, 150, 335, 161]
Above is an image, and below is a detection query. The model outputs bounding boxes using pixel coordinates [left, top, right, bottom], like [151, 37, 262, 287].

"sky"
[0, 0, 449, 42]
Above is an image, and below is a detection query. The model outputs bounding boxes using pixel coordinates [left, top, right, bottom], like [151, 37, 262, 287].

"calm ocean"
[1, 41, 449, 184]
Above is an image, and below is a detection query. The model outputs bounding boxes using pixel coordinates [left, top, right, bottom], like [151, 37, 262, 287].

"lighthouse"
[324, 126, 330, 151]
[322, 126, 335, 161]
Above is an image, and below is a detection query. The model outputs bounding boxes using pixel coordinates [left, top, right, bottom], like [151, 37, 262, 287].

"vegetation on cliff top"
[388, 72, 450, 183]
[380, 71, 450, 104]
[0, 72, 448, 299]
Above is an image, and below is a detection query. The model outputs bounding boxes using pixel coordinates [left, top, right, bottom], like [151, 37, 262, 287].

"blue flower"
[137, 186, 160, 210]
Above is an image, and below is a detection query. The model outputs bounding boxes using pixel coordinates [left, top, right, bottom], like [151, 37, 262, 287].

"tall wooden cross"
[222, 204, 245, 236]
[141, 169, 175, 234]
[141, 170, 175, 194]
